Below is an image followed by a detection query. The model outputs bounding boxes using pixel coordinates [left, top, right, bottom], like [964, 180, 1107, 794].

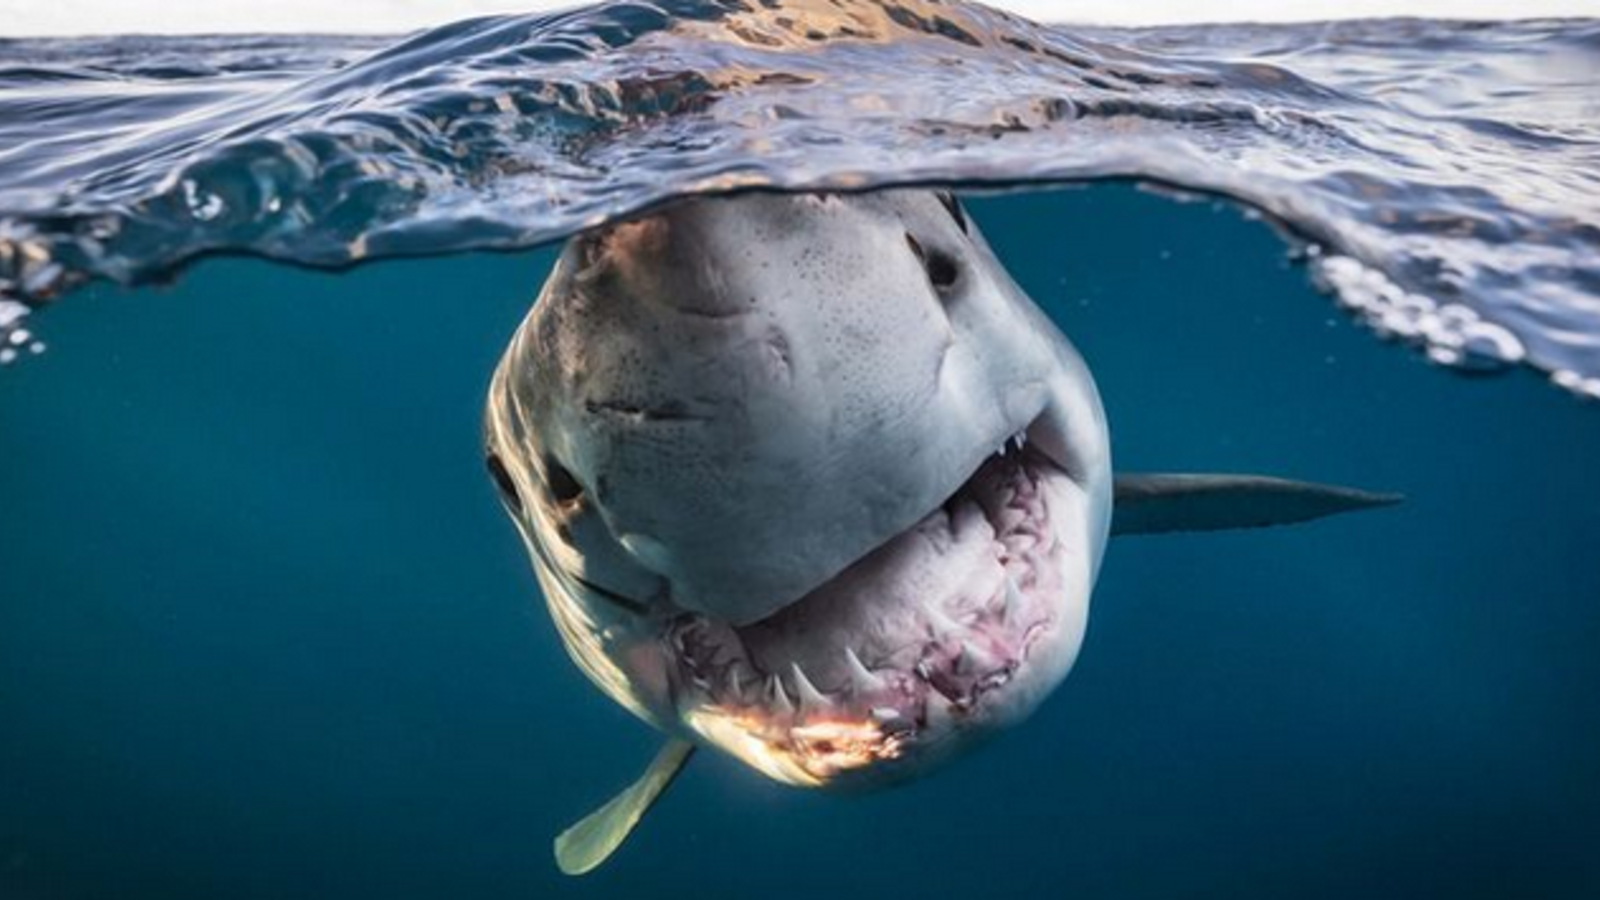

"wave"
[0, 1, 1595, 394]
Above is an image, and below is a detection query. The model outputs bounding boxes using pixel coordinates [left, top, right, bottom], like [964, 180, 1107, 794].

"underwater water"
[3, 0, 1600, 897]
[3, 183, 1600, 899]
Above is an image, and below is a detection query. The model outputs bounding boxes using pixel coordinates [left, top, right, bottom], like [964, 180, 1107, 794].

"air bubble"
[1315, 255, 1523, 375]
[1457, 321, 1525, 370]
[181, 178, 225, 222]
[0, 303, 44, 365]
[0, 300, 27, 328]
[1552, 370, 1600, 400]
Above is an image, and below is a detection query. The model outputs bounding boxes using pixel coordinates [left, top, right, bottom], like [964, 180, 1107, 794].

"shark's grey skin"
[482, 190, 1398, 872]
[487, 190, 1107, 786]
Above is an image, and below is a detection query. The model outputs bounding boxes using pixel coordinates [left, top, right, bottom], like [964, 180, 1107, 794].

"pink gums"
[664, 437, 1076, 784]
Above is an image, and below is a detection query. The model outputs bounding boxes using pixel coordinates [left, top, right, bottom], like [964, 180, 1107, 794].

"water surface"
[1, 2, 1597, 391]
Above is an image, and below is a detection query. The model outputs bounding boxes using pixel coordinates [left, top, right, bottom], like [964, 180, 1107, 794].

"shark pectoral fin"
[554, 739, 696, 876]
[1111, 473, 1402, 536]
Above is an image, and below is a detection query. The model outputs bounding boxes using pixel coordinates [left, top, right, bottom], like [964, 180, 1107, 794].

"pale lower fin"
[1112, 473, 1401, 536]
[554, 739, 696, 876]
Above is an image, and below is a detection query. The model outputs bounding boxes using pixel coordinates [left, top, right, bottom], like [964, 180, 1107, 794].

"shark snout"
[575, 203, 753, 320]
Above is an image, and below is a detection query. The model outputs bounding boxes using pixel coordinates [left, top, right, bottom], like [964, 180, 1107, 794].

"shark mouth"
[663, 418, 1082, 788]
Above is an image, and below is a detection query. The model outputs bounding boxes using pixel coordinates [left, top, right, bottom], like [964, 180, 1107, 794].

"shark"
[482, 189, 1398, 874]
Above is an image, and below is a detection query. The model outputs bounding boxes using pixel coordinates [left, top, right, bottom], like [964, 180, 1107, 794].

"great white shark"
[482, 190, 1398, 874]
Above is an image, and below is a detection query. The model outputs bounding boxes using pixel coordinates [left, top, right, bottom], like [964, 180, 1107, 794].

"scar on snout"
[764, 332, 793, 381]
[584, 398, 709, 423]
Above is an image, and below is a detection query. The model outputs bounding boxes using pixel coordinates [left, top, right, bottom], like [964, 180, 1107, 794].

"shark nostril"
[545, 455, 584, 505]
[486, 452, 522, 513]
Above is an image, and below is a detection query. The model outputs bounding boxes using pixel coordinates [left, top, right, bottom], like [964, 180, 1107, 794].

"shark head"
[486, 190, 1112, 789]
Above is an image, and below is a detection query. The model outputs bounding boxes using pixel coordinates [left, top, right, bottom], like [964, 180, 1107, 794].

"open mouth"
[662, 417, 1082, 787]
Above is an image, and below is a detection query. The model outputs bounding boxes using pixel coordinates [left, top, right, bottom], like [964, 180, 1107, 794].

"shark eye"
[486, 452, 522, 513]
[937, 192, 969, 234]
[545, 455, 584, 505]
[906, 232, 960, 293]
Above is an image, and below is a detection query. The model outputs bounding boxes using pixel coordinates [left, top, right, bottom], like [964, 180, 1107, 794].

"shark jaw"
[659, 414, 1094, 788]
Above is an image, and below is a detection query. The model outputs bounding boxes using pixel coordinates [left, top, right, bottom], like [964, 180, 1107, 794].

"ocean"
[2, 2, 1598, 898]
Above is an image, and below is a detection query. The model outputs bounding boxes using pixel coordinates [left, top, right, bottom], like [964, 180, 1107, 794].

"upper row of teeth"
[993, 429, 1028, 458]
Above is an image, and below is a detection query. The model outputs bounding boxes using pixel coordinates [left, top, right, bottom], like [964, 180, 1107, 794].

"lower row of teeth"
[674, 578, 1035, 727]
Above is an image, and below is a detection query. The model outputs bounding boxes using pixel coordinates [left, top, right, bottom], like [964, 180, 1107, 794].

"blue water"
[3, 183, 1599, 898]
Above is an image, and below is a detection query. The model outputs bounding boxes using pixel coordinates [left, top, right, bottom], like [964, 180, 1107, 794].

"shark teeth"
[870, 706, 900, 722]
[766, 674, 795, 717]
[681, 574, 1040, 736]
[788, 663, 832, 712]
[665, 411, 1064, 753]
[993, 429, 1028, 459]
[1005, 578, 1027, 629]
[953, 641, 1002, 676]
[843, 646, 887, 693]
[923, 604, 962, 640]
[992, 572, 1025, 628]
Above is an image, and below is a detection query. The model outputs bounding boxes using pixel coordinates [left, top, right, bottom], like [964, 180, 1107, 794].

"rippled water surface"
[0, 1, 1597, 391]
